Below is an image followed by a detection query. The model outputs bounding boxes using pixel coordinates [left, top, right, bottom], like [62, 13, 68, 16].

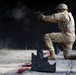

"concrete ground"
[0, 50, 76, 75]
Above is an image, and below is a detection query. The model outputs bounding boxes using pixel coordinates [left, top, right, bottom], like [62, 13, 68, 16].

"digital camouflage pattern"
[40, 10, 76, 59]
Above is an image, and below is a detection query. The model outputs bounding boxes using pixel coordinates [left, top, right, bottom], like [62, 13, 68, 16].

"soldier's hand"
[38, 14, 44, 20]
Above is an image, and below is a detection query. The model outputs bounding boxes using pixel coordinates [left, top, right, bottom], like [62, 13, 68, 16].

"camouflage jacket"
[41, 11, 75, 36]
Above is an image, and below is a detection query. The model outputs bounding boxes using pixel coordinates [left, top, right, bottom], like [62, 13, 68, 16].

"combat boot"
[63, 50, 76, 60]
[65, 54, 76, 60]
[43, 51, 57, 60]
[48, 51, 57, 60]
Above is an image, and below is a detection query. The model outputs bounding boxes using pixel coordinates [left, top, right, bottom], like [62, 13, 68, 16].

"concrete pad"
[71, 60, 76, 72]
[69, 73, 76, 75]
[22, 70, 67, 75]
[0, 63, 23, 74]
[56, 60, 71, 72]
[0, 50, 76, 75]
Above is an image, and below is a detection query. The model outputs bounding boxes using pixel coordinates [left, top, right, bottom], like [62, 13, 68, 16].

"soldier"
[38, 3, 76, 60]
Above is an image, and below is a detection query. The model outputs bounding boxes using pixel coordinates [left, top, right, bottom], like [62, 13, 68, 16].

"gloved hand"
[38, 14, 44, 20]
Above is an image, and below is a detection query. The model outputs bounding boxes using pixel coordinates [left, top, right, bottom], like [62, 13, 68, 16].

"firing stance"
[18, 3, 76, 73]
[38, 3, 76, 60]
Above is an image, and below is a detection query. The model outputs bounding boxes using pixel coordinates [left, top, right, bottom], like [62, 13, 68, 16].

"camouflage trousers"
[44, 32, 76, 59]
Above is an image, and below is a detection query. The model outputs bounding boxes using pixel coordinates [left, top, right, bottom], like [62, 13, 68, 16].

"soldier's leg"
[44, 33, 64, 60]
[62, 43, 73, 59]
[62, 43, 76, 59]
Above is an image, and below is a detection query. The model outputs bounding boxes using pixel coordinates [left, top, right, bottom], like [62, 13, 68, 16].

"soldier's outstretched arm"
[37, 11, 56, 22]
[38, 13, 61, 23]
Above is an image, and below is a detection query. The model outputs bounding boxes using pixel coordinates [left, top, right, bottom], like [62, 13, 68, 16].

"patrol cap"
[56, 3, 68, 10]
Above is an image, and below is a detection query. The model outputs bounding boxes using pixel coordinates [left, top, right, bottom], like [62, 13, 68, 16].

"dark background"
[0, 0, 76, 50]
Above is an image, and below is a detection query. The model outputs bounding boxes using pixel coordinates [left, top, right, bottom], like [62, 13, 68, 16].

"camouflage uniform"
[40, 10, 75, 59]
